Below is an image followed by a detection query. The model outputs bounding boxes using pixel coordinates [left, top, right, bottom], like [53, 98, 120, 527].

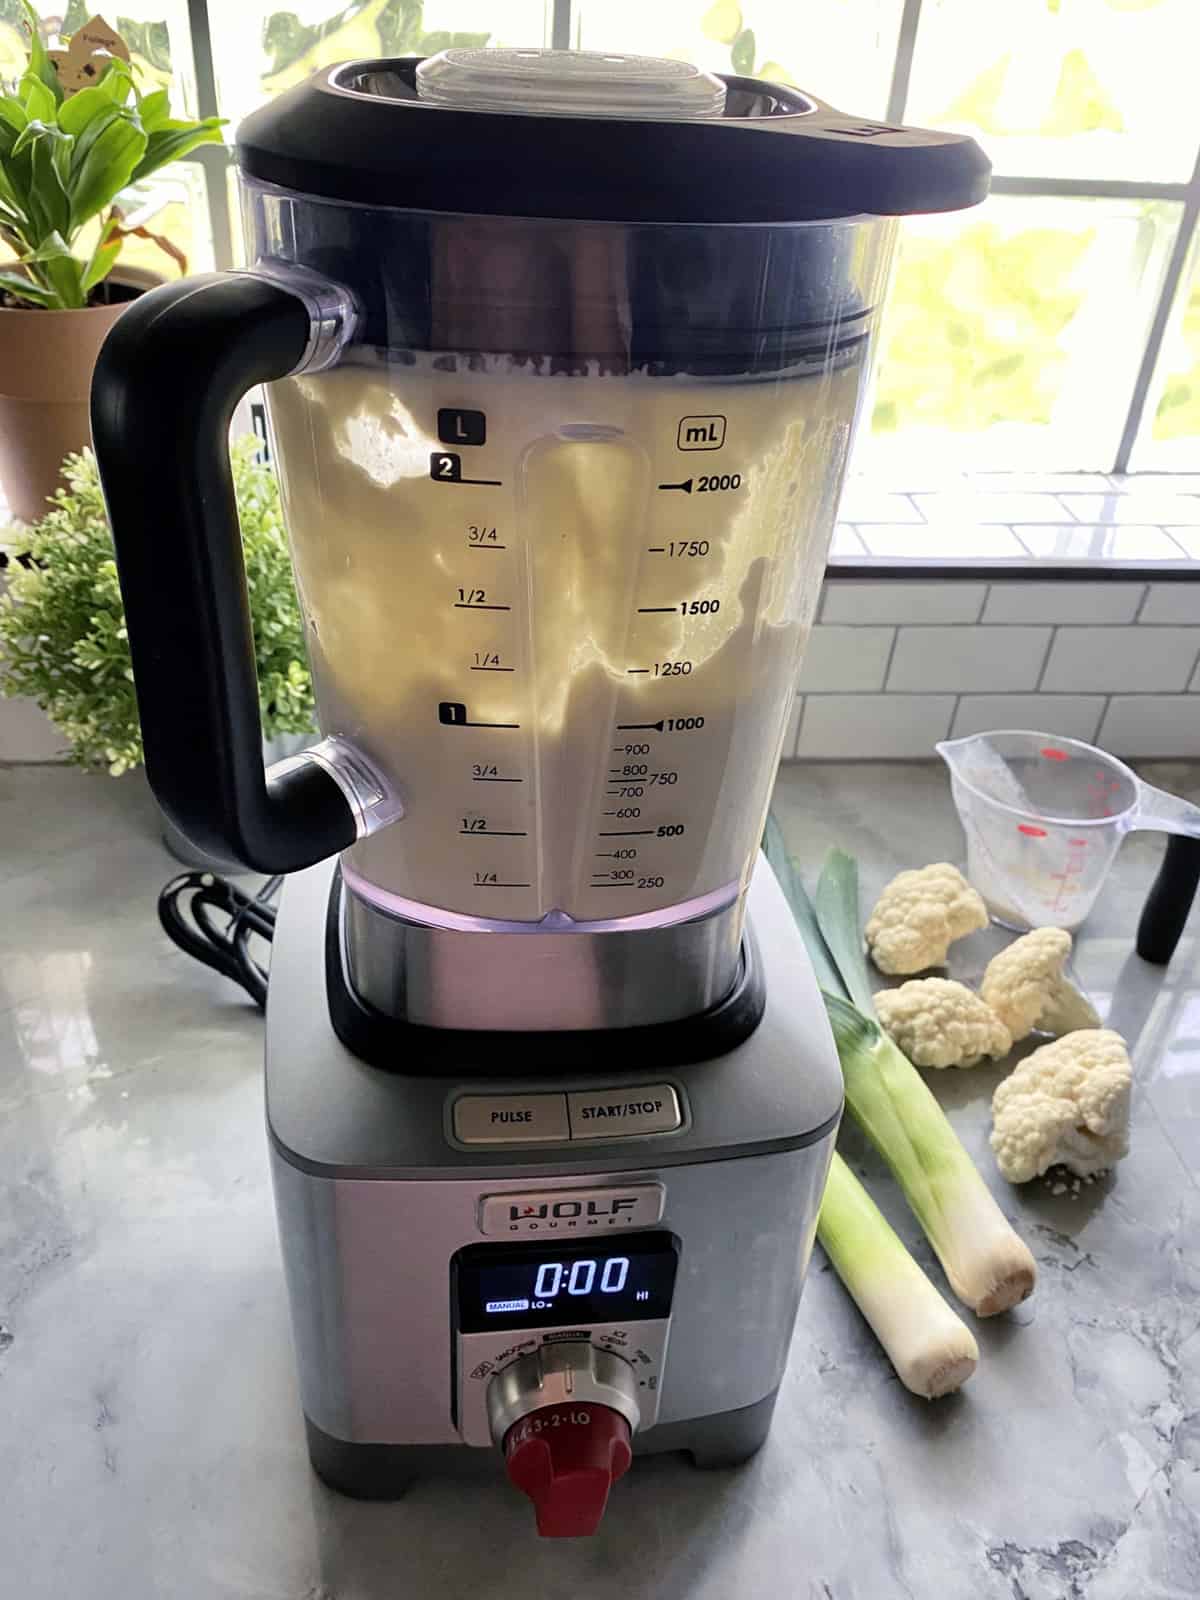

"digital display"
[454, 1233, 678, 1333]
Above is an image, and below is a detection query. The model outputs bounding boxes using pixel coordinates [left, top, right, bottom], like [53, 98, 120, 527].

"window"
[18, 0, 1200, 475]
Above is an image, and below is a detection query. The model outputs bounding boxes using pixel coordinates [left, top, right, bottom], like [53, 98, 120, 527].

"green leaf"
[59, 81, 127, 137]
[0, 268, 54, 305]
[128, 118, 224, 183]
[21, 70, 56, 123]
[33, 244, 83, 307]
[11, 115, 64, 157]
[35, 135, 71, 236]
[762, 815, 850, 1002]
[23, 226, 73, 263]
[0, 93, 29, 135]
[136, 89, 170, 130]
[730, 27, 756, 74]
[81, 231, 121, 293]
[815, 849, 878, 1017]
[66, 104, 122, 176]
[20, 2, 63, 105]
[97, 57, 135, 106]
[67, 113, 147, 230]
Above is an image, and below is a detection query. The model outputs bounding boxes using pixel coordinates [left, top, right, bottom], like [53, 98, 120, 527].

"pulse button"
[567, 1085, 682, 1140]
[454, 1093, 569, 1144]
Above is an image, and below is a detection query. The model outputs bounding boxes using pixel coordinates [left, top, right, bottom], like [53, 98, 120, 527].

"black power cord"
[157, 871, 283, 1008]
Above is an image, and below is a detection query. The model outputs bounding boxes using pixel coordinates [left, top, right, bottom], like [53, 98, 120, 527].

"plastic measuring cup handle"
[1137, 836, 1200, 966]
[1131, 783, 1200, 839]
[1132, 785, 1200, 966]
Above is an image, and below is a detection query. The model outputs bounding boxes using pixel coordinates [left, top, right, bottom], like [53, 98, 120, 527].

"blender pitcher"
[91, 48, 987, 1040]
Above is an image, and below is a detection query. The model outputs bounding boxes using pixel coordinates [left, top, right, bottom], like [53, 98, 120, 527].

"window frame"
[178, 0, 1200, 474]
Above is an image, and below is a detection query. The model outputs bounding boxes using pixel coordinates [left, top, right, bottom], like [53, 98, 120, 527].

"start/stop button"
[567, 1084, 682, 1139]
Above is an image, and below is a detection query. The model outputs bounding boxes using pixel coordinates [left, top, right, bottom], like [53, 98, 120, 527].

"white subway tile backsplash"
[914, 492, 1070, 524]
[1139, 584, 1200, 624]
[836, 487, 923, 523]
[888, 626, 1051, 693]
[796, 695, 955, 759]
[796, 626, 894, 692]
[821, 581, 987, 625]
[1060, 493, 1200, 526]
[830, 523, 867, 557]
[951, 695, 1106, 743]
[982, 582, 1145, 625]
[1166, 528, 1200, 560]
[973, 473, 1113, 494]
[1016, 526, 1189, 561]
[1098, 697, 1200, 758]
[1113, 474, 1200, 493]
[1042, 627, 1199, 693]
[859, 524, 1027, 559]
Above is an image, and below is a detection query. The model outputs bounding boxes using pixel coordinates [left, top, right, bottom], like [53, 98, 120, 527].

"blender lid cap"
[236, 50, 990, 224]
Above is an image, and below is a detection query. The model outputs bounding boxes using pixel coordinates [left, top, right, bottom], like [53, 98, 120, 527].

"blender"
[91, 49, 986, 1536]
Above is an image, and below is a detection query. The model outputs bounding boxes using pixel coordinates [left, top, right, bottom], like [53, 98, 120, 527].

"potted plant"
[0, 439, 314, 811]
[0, 6, 223, 519]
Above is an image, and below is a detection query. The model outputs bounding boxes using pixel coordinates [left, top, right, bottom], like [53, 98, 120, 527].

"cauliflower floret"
[980, 927, 1100, 1042]
[991, 1029, 1132, 1182]
[865, 863, 989, 976]
[874, 978, 1012, 1069]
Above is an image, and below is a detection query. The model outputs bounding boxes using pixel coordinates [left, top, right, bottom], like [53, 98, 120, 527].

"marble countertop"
[2, 762, 1198, 1600]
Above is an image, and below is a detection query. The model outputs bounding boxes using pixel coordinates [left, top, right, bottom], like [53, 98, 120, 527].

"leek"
[765, 825, 1037, 1317]
[818, 1153, 979, 1399]
[824, 992, 1037, 1316]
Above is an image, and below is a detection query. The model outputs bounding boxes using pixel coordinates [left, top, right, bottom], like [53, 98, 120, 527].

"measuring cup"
[936, 730, 1200, 930]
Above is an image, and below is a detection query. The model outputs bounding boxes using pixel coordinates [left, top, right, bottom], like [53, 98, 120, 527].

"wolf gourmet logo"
[510, 1196, 639, 1223]
[479, 1184, 665, 1237]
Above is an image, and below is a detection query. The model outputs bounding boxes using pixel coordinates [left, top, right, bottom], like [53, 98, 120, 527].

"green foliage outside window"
[260, 0, 487, 94]
[871, 222, 1095, 435]
[1153, 272, 1200, 444]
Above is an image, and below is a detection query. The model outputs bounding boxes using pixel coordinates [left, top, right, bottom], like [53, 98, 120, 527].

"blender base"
[266, 855, 842, 1516]
[303, 1389, 779, 1501]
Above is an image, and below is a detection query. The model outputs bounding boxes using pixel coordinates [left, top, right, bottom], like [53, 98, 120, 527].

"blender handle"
[90, 272, 358, 874]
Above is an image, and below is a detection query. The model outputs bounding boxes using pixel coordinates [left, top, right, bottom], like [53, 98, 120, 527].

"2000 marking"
[697, 473, 741, 492]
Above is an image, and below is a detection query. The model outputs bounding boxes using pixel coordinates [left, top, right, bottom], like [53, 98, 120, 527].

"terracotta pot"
[0, 267, 162, 523]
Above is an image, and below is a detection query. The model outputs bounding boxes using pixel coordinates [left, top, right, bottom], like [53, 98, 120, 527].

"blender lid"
[236, 48, 989, 224]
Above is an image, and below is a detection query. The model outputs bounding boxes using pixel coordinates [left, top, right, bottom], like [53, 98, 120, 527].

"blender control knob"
[487, 1342, 641, 1538]
[503, 1401, 632, 1538]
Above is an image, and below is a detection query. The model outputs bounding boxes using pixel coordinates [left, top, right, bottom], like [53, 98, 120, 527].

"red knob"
[503, 1402, 633, 1538]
